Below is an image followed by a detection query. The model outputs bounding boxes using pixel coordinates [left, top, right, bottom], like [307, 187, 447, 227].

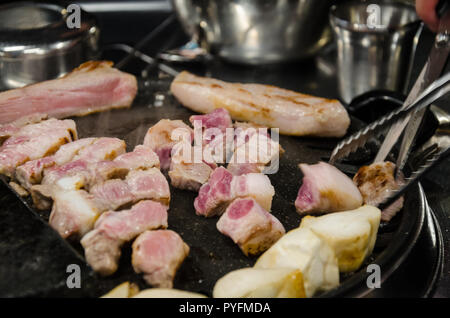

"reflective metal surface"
[330, 1, 422, 103]
[171, 0, 334, 64]
[0, 2, 100, 89]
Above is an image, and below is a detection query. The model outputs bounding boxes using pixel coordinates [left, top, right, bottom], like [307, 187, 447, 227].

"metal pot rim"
[329, 0, 420, 34]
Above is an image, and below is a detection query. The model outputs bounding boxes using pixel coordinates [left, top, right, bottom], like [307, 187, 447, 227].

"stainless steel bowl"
[0, 2, 100, 89]
[172, 0, 334, 64]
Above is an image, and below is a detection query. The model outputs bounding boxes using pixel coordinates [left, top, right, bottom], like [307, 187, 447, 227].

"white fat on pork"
[216, 198, 285, 256]
[295, 162, 363, 214]
[132, 230, 190, 288]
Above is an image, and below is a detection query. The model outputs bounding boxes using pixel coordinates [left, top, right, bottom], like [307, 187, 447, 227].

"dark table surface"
[0, 0, 449, 297]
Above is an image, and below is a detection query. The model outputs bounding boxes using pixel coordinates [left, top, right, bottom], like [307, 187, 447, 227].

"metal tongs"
[329, 72, 450, 210]
[330, 2, 450, 210]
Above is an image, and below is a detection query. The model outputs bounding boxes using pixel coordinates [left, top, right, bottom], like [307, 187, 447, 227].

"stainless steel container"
[172, 0, 334, 64]
[330, 0, 422, 103]
[0, 2, 100, 89]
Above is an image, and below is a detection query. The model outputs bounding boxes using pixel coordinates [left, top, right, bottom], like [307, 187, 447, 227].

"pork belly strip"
[295, 162, 363, 215]
[217, 198, 285, 256]
[170, 71, 350, 137]
[132, 230, 190, 288]
[0, 118, 77, 177]
[81, 200, 168, 276]
[194, 167, 275, 217]
[353, 161, 404, 222]
[0, 61, 137, 124]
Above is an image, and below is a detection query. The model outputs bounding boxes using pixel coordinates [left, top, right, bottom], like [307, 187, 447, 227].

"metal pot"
[0, 2, 100, 89]
[171, 0, 334, 64]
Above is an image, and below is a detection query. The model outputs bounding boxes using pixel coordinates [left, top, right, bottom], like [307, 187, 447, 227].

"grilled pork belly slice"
[217, 198, 285, 256]
[0, 118, 76, 177]
[132, 230, 190, 288]
[53, 137, 98, 165]
[254, 227, 339, 297]
[299, 205, 381, 272]
[170, 71, 350, 137]
[81, 200, 168, 276]
[194, 167, 275, 217]
[353, 161, 404, 222]
[143, 119, 193, 170]
[295, 162, 363, 215]
[0, 61, 137, 124]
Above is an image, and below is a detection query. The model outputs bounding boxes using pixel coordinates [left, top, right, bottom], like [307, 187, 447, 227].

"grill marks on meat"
[81, 200, 168, 276]
[353, 161, 404, 221]
[295, 162, 363, 214]
[170, 71, 350, 137]
[0, 61, 137, 124]
[143, 119, 193, 170]
[217, 198, 285, 256]
[194, 167, 275, 217]
[0, 118, 77, 177]
[132, 230, 190, 288]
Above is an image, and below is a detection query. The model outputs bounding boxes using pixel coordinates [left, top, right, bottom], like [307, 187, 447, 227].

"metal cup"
[330, 0, 422, 103]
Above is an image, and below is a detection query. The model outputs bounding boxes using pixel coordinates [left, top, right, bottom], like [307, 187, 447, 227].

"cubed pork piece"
[295, 162, 363, 215]
[143, 119, 193, 170]
[81, 200, 168, 276]
[132, 230, 190, 288]
[90, 168, 170, 211]
[194, 167, 275, 217]
[190, 108, 233, 164]
[353, 161, 404, 222]
[168, 141, 214, 191]
[227, 128, 281, 175]
[217, 198, 285, 256]
[47, 168, 169, 239]
[49, 189, 101, 239]
[0, 118, 76, 177]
